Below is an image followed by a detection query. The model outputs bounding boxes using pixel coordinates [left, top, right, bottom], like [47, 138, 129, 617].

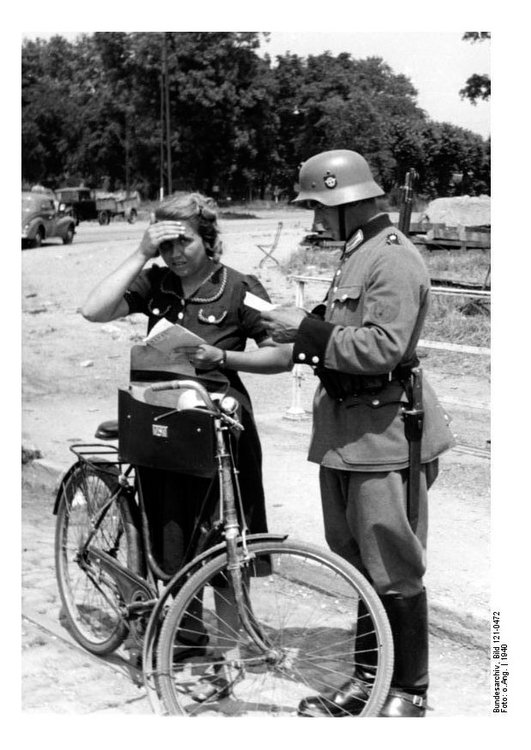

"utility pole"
[125, 112, 131, 198]
[159, 66, 165, 200]
[160, 33, 173, 199]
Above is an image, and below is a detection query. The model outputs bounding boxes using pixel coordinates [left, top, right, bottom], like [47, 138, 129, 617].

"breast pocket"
[329, 284, 363, 322]
[197, 307, 229, 326]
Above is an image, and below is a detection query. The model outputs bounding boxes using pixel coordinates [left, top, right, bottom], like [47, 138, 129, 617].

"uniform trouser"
[319, 460, 439, 597]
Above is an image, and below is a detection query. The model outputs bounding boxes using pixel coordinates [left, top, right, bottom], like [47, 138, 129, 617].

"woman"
[82, 192, 292, 699]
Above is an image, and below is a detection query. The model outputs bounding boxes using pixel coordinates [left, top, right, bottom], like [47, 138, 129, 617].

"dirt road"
[21, 213, 491, 718]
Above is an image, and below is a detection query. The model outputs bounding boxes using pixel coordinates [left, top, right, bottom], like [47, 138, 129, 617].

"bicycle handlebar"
[146, 379, 244, 431]
[147, 379, 216, 409]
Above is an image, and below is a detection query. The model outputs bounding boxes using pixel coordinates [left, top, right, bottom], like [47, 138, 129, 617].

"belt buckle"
[412, 694, 424, 707]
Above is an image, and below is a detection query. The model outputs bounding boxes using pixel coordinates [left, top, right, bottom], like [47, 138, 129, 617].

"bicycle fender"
[52, 459, 120, 515]
[52, 462, 83, 515]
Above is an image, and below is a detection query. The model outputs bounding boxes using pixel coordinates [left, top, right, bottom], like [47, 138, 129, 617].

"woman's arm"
[81, 220, 186, 323]
[184, 341, 294, 374]
[81, 248, 149, 322]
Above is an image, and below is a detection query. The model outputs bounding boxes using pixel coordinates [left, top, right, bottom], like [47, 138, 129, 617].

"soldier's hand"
[261, 307, 307, 343]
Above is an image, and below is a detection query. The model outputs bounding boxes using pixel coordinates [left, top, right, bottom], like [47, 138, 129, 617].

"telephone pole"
[160, 33, 173, 199]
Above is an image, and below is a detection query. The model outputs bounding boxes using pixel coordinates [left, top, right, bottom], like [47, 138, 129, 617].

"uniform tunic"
[293, 213, 454, 471]
[292, 214, 455, 596]
[124, 262, 270, 576]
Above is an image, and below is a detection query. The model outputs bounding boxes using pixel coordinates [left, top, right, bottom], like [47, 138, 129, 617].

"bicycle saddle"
[95, 420, 119, 440]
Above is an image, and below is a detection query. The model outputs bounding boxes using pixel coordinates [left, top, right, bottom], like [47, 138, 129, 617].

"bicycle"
[54, 378, 394, 716]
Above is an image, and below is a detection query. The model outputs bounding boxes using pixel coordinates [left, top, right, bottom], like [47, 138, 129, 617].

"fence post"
[283, 278, 308, 420]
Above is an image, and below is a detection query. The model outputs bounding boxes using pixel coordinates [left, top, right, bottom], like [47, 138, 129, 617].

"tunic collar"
[343, 214, 393, 257]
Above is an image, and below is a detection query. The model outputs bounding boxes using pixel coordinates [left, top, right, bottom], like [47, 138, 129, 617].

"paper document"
[244, 292, 277, 312]
[144, 319, 205, 354]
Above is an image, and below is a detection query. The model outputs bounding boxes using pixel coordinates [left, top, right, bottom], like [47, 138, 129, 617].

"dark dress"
[124, 262, 270, 576]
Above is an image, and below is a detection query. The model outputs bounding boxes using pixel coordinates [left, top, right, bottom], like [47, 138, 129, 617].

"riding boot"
[297, 599, 377, 717]
[378, 588, 429, 717]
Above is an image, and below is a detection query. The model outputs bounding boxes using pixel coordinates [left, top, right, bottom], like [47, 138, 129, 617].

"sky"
[20, 30, 490, 138]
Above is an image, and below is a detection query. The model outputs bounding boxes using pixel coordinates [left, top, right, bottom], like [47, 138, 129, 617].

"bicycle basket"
[118, 388, 217, 477]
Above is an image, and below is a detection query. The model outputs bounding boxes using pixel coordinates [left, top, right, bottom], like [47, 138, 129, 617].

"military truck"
[56, 187, 140, 225]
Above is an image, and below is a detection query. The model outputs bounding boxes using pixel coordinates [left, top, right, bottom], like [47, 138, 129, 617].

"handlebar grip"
[149, 380, 187, 392]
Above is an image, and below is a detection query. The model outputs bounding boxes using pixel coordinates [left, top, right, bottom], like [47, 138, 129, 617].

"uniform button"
[372, 399, 380, 406]
[312, 356, 319, 364]
[342, 294, 347, 300]
[177, 312, 184, 320]
[336, 270, 341, 276]
[152, 308, 160, 315]
[298, 353, 306, 361]
[334, 286, 338, 292]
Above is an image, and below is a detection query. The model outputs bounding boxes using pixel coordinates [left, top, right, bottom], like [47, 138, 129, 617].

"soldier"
[261, 150, 455, 717]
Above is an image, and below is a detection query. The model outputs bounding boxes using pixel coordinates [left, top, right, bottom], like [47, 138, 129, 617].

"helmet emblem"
[323, 172, 337, 189]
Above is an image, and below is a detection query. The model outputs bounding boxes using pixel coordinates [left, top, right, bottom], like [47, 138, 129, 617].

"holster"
[402, 367, 424, 533]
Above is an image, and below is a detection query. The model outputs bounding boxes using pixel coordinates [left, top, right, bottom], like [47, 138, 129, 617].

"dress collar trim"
[159, 263, 227, 304]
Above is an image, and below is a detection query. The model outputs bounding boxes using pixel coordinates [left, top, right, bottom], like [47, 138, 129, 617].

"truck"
[56, 187, 140, 225]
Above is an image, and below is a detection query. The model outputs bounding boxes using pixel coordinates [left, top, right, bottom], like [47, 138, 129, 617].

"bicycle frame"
[144, 382, 288, 649]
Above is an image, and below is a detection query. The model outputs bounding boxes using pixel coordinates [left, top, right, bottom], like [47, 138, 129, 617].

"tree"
[421, 122, 489, 197]
[460, 32, 491, 104]
[22, 33, 490, 200]
[269, 52, 426, 196]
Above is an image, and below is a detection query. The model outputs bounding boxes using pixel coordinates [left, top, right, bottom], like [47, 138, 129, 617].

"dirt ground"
[20, 213, 493, 722]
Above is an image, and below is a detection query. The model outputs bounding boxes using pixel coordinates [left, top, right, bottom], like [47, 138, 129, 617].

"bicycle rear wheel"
[156, 539, 393, 716]
[55, 461, 143, 655]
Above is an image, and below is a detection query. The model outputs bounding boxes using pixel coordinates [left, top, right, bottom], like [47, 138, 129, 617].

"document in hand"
[243, 292, 277, 312]
[144, 317, 206, 354]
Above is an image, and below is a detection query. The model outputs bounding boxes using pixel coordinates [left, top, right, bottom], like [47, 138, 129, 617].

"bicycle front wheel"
[156, 539, 393, 717]
[55, 461, 143, 655]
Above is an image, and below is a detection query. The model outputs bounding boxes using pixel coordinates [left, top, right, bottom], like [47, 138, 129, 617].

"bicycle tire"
[156, 539, 393, 717]
[55, 461, 143, 655]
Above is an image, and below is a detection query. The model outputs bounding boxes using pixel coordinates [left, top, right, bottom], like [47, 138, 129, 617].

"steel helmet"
[293, 149, 384, 206]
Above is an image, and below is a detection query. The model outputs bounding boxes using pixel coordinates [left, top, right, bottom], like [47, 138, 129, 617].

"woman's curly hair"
[154, 192, 221, 258]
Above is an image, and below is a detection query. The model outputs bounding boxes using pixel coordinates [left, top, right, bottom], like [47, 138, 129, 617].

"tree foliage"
[22, 32, 490, 200]
[460, 32, 491, 104]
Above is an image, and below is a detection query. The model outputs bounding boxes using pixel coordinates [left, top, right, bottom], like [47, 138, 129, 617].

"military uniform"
[287, 149, 450, 716]
[293, 213, 454, 596]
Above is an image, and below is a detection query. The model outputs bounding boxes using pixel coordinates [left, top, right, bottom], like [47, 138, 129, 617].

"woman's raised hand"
[138, 220, 188, 259]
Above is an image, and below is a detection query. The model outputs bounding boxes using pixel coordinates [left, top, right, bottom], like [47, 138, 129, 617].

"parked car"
[55, 187, 98, 225]
[22, 191, 76, 248]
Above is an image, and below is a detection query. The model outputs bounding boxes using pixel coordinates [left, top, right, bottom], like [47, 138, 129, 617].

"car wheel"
[32, 228, 44, 248]
[63, 226, 75, 245]
[98, 211, 110, 225]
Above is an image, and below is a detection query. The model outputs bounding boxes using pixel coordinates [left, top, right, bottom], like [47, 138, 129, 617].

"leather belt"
[316, 362, 416, 401]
